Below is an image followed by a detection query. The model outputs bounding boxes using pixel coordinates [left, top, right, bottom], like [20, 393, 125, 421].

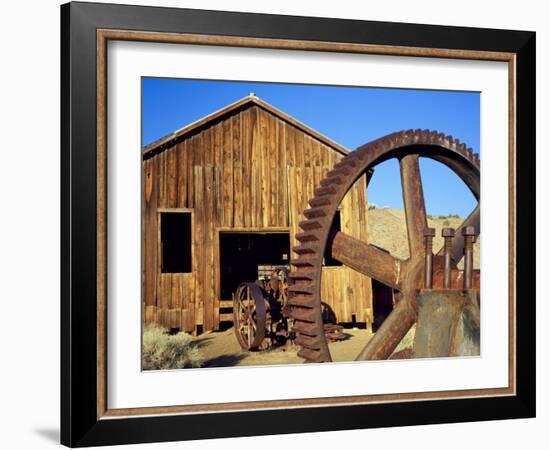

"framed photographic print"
[61, 1, 536, 447]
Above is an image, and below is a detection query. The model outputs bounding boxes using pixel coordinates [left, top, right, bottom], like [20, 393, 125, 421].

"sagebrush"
[142, 324, 204, 370]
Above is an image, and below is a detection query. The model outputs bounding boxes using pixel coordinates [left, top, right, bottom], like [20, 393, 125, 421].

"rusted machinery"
[232, 267, 292, 350]
[233, 266, 345, 351]
[288, 129, 481, 363]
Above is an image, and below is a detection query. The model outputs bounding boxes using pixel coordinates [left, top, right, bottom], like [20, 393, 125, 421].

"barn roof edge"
[142, 94, 350, 158]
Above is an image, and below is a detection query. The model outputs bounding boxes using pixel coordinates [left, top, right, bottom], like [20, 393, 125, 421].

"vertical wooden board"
[181, 309, 190, 333]
[251, 107, 262, 227]
[232, 114, 244, 228]
[303, 135, 311, 168]
[201, 127, 216, 331]
[287, 166, 297, 250]
[321, 268, 336, 321]
[319, 144, 329, 179]
[241, 108, 251, 227]
[186, 137, 194, 208]
[158, 274, 171, 311]
[222, 118, 233, 227]
[285, 125, 295, 167]
[213, 232, 220, 330]
[166, 147, 178, 208]
[267, 114, 277, 227]
[294, 129, 303, 169]
[171, 274, 182, 310]
[176, 142, 187, 208]
[193, 165, 204, 326]
[303, 143, 314, 208]
[359, 176, 369, 242]
[313, 165, 321, 194]
[212, 123, 223, 226]
[183, 302, 196, 333]
[240, 109, 252, 227]
[171, 308, 181, 330]
[277, 119, 288, 227]
[341, 186, 352, 236]
[143, 158, 158, 307]
[294, 167, 306, 248]
[181, 273, 191, 310]
[350, 269, 358, 323]
[157, 150, 167, 208]
[320, 268, 328, 309]
[273, 119, 280, 227]
[204, 149, 216, 331]
[258, 109, 268, 227]
[203, 126, 213, 168]
[312, 140, 321, 167]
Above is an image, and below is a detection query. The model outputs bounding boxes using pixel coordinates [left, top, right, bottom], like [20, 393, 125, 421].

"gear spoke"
[399, 154, 428, 258]
[330, 231, 406, 290]
[355, 290, 417, 360]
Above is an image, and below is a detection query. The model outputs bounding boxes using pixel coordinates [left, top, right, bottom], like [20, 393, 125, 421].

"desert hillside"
[367, 207, 480, 269]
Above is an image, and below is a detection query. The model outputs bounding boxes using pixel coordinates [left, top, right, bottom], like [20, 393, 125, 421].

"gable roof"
[142, 94, 350, 158]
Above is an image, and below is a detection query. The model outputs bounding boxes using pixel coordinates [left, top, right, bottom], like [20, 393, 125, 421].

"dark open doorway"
[219, 232, 290, 300]
[371, 279, 395, 332]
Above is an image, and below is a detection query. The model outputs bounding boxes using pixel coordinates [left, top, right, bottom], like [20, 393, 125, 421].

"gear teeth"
[288, 283, 314, 295]
[334, 158, 358, 169]
[457, 142, 467, 154]
[308, 196, 332, 207]
[291, 256, 316, 267]
[299, 219, 323, 231]
[293, 322, 321, 337]
[297, 347, 324, 363]
[289, 268, 316, 280]
[473, 153, 480, 164]
[295, 232, 320, 243]
[303, 206, 328, 219]
[466, 148, 473, 159]
[314, 185, 338, 196]
[292, 244, 317, 255]
[327, 166, 352, 177]
[291, 307, 318, 322]
[287, 295, 316, 308]
[295, 334, 321, 350]
[320, 175, 344, 186]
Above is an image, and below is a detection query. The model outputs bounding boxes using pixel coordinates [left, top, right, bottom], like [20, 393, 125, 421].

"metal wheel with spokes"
[233, 282, 267, 351]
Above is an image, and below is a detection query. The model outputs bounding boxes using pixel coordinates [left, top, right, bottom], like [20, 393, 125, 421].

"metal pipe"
[462, 226, 476, 289]
[424, 228, 435, 288]
[442, 228, 455, 289]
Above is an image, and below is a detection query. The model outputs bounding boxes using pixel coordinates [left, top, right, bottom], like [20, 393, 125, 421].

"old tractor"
[287, 129, 481, 363]
[232, 265, 344, 351]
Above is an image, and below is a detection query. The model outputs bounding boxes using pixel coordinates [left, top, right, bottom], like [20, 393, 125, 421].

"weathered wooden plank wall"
[143, 104, 372, 334]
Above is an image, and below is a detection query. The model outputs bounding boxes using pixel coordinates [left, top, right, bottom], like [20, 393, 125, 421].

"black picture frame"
[61, 1, 535, 447]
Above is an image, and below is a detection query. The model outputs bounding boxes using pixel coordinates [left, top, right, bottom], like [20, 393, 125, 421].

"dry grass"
[142, 324, 204, 370]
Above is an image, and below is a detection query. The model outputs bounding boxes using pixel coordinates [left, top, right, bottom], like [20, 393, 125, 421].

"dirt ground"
[196, 327, 377, 368]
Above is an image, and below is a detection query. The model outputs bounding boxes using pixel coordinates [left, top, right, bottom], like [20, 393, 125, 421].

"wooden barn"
[142, 94, 373, 335]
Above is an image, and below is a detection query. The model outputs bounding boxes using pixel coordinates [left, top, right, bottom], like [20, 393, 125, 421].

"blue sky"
[142, 78, 479, 216]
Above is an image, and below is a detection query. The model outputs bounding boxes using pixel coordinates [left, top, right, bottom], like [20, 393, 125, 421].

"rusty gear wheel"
[288, 130, 480, 363]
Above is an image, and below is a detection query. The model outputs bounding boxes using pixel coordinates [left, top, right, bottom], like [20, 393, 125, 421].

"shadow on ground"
[193, 335, 215, 349]
[202, 353, 247, 368]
